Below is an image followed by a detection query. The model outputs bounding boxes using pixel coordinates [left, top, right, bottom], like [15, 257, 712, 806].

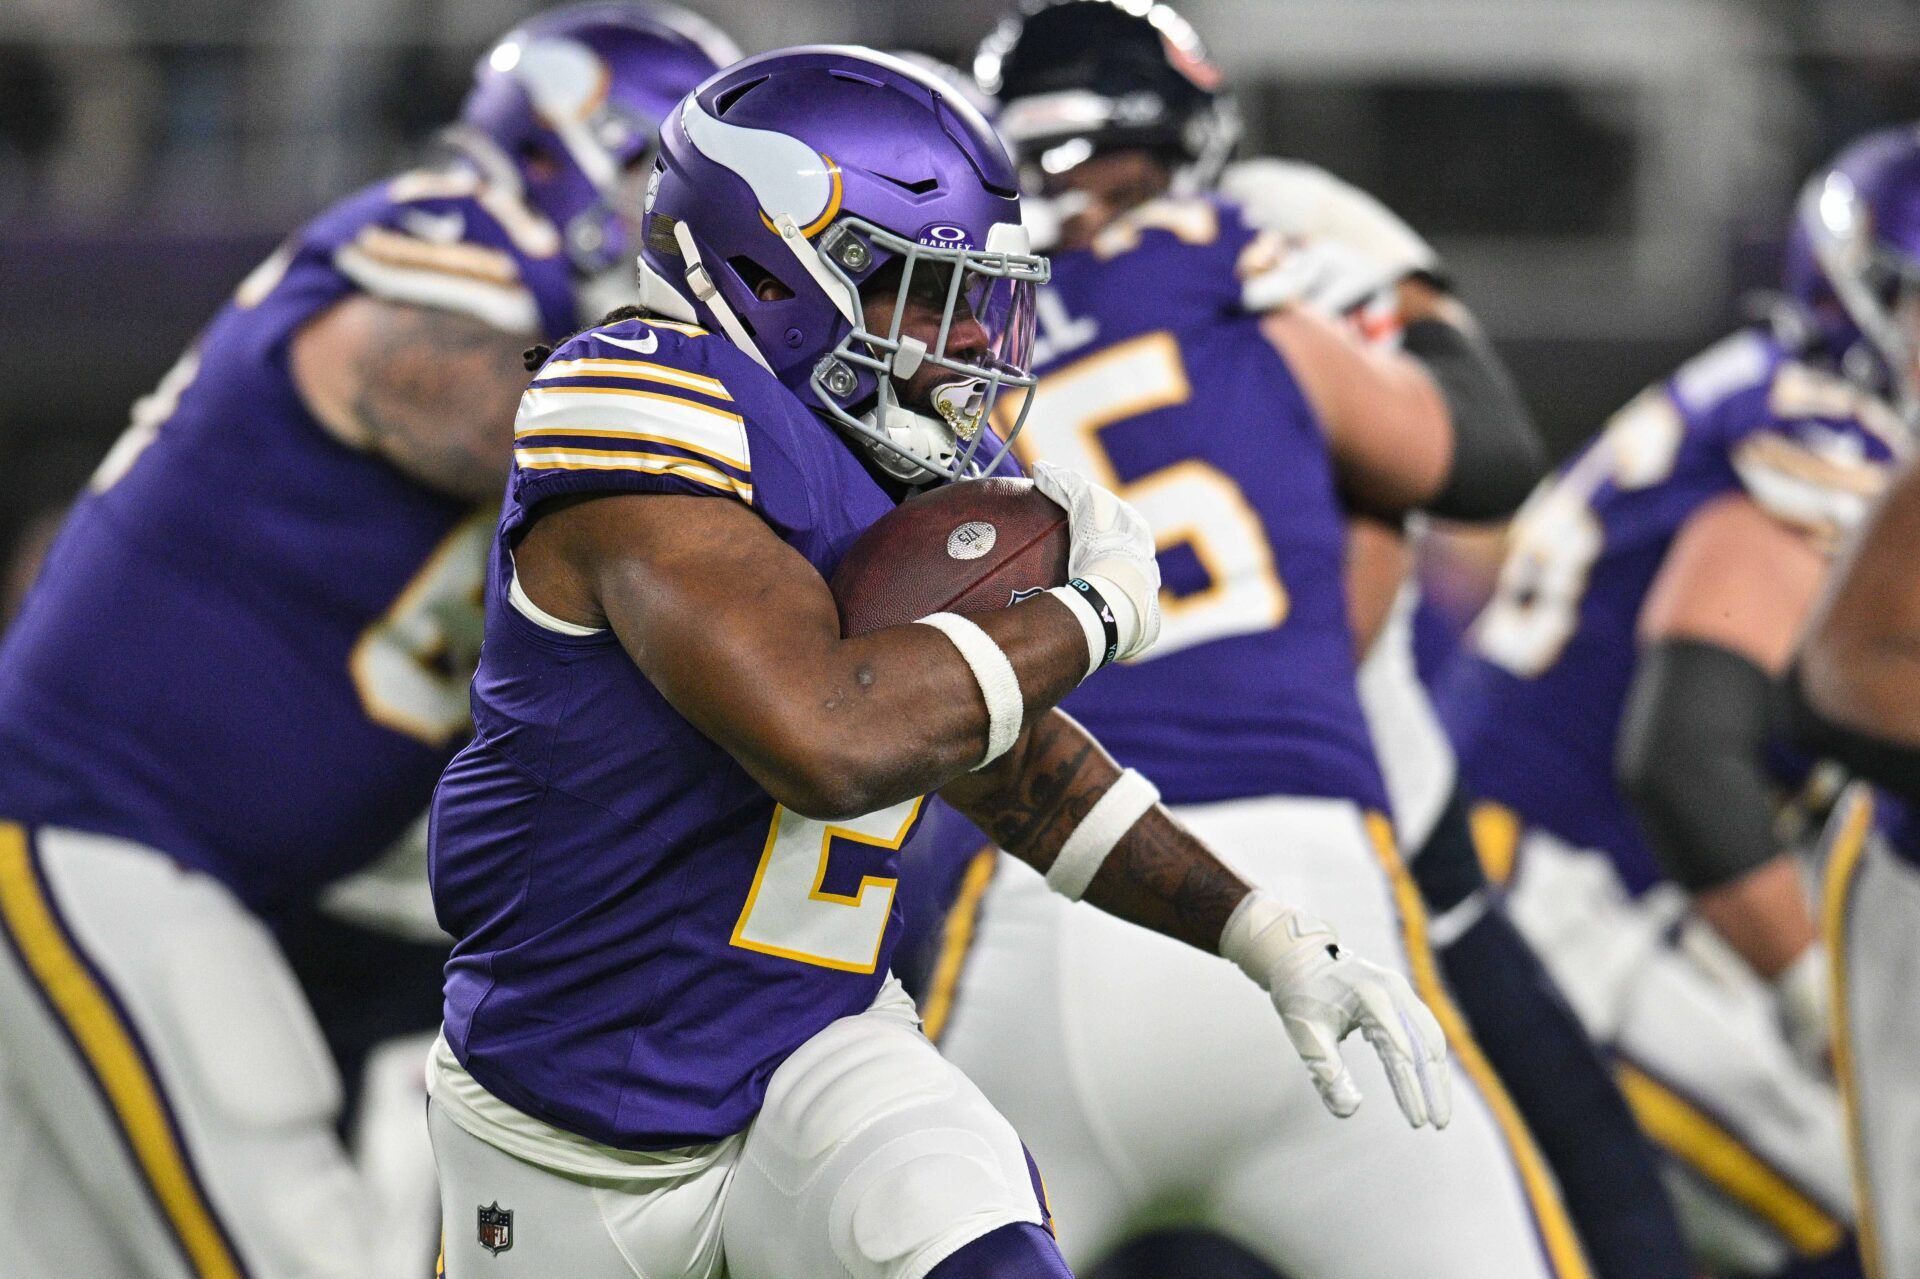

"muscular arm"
[290, 294, 533, 503]
[941, 710, 1253, 950]
[1622, 493, 1827, 978]
[1264, 305, 1452, 516]
[520, 487, 1257, 952]
[512, 490, 1091, 821]
[1345, 515, 1412, 660]
[1263, 281, 1541, 522]
[1796, 458, 1920, 788]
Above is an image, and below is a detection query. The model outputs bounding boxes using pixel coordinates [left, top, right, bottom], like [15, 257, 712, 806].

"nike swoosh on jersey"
[595, 330, 661, 355]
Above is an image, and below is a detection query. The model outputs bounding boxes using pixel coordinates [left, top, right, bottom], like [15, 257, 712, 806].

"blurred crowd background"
[6, 0, 1920, 593]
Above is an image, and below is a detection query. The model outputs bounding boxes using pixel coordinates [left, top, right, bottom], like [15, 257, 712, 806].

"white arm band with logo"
[915, 612, 1024, 768]
[1046, 583, 1111, 680]
[1045, 768, 1161, 900]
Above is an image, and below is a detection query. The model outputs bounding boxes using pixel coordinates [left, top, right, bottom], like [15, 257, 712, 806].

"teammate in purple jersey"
[423, 45, 1449, 1279]
[1437, 129, 1915, 1275]
[0, 8, 732, 1277]
[894, 23, 1686, 1275]
[898, 5, 1606, 1277]
[1782, 125, 1920, 1279]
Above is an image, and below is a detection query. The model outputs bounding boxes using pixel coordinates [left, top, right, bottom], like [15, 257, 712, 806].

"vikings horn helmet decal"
[639, 47, 1050, 483]
[451, 2, 739, 312]
[1786, 124, 1920, 434]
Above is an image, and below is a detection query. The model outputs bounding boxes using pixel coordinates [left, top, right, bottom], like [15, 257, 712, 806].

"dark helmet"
[974, 0, 1239, 189]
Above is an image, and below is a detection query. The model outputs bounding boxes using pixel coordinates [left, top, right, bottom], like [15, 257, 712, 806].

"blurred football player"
[424, 44, 1449, 1279]
[1785, 126, 1920, 1279]
[896, 3, 1612, 1275]
[0, 7, 734, 1277]
[1436, 128, 1919, 1276]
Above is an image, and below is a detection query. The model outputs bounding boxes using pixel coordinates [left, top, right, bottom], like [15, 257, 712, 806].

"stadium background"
[0, 0, 1912, 1268]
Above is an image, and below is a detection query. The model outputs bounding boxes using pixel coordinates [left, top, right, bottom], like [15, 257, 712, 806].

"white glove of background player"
[1238, 234, 1398, 319]
[1221, 891, 1453, 1128]
[1031, 461, 1162, 663]
[1221, 157, 1440, 283]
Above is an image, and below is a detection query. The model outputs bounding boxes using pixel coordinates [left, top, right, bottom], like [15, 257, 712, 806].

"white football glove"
[1221, 157, 1440, 283]
[1238, 234, 1399, 320]
[1030, 461, 1162, 663]
[1221, 891, 1453, 1128]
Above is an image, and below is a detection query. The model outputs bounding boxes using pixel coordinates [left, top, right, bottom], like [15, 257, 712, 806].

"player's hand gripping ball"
[830, 477, 1071, 636]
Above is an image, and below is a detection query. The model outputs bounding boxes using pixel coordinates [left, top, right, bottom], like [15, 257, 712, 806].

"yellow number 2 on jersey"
[731, 798, 925, 973]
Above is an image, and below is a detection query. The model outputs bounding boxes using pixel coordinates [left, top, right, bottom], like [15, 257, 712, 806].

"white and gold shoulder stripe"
[513, 446, 753, 502]
[516, 386, 750, 473]
[1733, 432, 1892, 547]
[335, 225, 537, 334]
[535, 357, 733, 402]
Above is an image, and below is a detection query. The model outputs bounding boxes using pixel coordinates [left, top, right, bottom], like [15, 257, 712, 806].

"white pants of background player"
[0, 823, 382, 1279]
[929, 793, 1589, 1278]
[1359, 585, 1854, 1272]
[1495, 824, 1854, 1273]
[1825, 784, 1920, 1279]
[428, 976, 1052, 1279]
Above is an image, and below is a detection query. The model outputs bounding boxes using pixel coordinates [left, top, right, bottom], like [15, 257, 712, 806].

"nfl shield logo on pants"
[477, 1202, 513, 1255]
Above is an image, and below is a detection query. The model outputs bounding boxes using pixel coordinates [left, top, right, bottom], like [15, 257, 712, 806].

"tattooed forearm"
[1080, 807, 1253, 951]
[945, 709, 1252, 953]
[348, 301, 532, 502]
[969, 711, 1103, 857]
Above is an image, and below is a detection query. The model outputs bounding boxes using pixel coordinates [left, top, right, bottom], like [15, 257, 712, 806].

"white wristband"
[1045, 768, 1160, 900]
[916, 612, 1024, 767]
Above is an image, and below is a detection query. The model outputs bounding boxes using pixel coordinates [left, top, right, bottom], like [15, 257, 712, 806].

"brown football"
[831, 478, 1070, 637]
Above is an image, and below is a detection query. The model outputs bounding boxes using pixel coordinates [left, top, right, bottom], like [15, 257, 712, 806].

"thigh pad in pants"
[725, 983, 1046, 1279]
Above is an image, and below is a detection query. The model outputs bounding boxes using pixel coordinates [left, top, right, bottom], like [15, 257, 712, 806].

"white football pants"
[1825, 785, 1920, 1279]
[0, 822, 382, 1279]
[1499, 821, 1854, 1274]
[429, 979, 1054, 1279]
[930, 794, 1590, 1278]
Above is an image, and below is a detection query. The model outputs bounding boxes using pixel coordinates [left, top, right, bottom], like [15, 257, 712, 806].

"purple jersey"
[1012, 195, 1387, 811]
[0, 161, 577, 913]
[431, 317, 932, 1150]
[898, 196, 1387, 997]
[1439, 329, 1904, 892]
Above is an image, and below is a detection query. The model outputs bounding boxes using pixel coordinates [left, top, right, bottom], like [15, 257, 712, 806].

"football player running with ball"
[424, 45, 1449, 1279]
[0, 7, 732, 1277]
[1438, 128, 1915, 1275]
[902, 2, 1599, 1276]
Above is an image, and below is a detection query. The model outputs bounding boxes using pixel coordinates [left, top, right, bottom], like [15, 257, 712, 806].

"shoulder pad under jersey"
[313, 165, 576, 340]
[1670, 331, 1907, 544]
[1730, 356, 1907, 544]
[511, 316, 774, 513]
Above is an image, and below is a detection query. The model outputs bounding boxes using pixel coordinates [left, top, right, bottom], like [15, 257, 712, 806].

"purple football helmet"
[637, 46, 1049, 483]
[451, 3, 739, 293]
[1789, 124, 1920, 427]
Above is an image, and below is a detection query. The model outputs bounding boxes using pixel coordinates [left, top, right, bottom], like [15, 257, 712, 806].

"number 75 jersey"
[1004, 195, 1387, 812]
[1437, 328, 1905, 892]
